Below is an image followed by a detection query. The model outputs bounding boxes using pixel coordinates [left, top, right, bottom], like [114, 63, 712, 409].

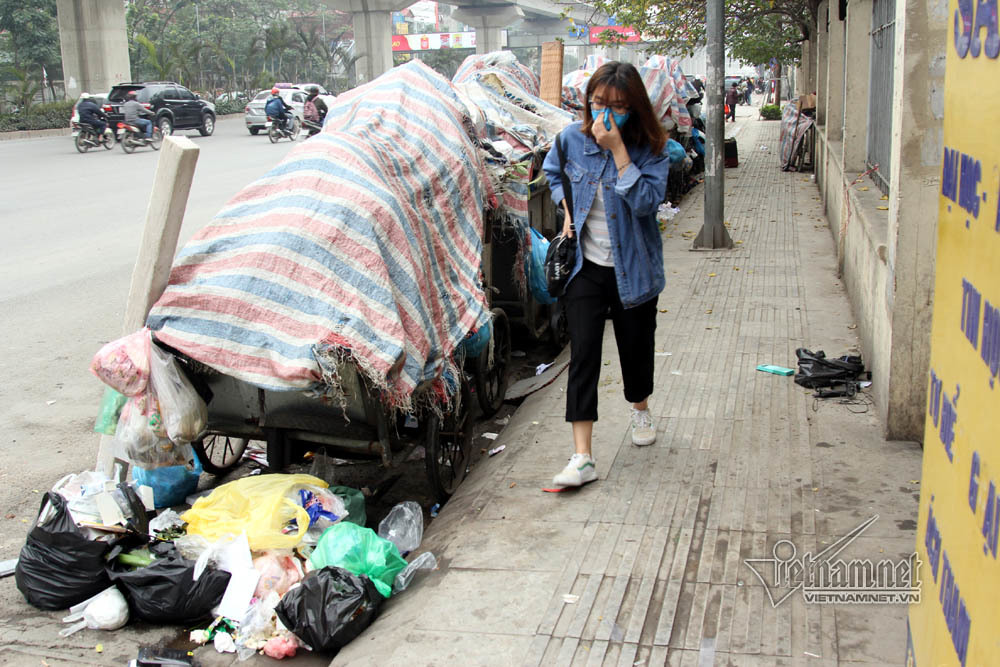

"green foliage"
[759, 104, 782, 120]
[0, 99, 74, 132]
[0, 0, 60, 69]
[4, 66, 41, 111]
[213, 99, 245, 115]
[126, 0, 353, 94]
[589, 0, 816, 68]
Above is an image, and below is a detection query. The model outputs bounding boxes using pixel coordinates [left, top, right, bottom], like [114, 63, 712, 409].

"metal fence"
[866, 0, 896, 195]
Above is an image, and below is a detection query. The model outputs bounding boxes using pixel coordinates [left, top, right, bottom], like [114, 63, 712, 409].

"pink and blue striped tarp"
[147, 62, 492, 410]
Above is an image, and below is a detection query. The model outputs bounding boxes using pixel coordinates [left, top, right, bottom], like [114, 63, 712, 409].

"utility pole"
[693, 0, 734, 249]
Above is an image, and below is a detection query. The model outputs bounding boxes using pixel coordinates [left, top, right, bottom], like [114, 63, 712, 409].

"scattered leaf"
[812, 487, 819, 492]
[705, 309, 713, 314]
[4, 513, 14, 519]
[880, 195, 888, 201]
[876, 206, 889, 210]
[708, 273, 716, 277]
[95, 645, 103, 654]
[509, 482, 517, 488]
[860, 186, 869, 191]
[659, 309, 669, 313]
[909, 480, 920, 484]
[848, 324, 858, 330]
[734, 267, 740, 271]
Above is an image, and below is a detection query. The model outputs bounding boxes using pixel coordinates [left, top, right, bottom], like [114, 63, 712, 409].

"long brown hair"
[582, 62, 666, 155]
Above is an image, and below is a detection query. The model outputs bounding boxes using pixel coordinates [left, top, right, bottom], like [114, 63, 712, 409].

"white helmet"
[79, 92, 91, 100]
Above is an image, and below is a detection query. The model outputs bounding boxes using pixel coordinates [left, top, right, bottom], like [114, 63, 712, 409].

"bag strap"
[556, 133, 575, 234]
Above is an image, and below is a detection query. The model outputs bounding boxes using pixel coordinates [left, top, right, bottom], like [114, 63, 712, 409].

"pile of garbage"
[13, 466, 436, 660]
[12, 325, 437, 659]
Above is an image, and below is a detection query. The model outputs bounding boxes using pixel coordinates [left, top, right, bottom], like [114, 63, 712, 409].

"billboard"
[907, 1, 1000, 665]
[589, 25, 641, 44]
[391, 32, 476, 52]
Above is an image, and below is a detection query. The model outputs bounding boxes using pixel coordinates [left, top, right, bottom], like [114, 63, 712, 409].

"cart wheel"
[425, 379, 473, 502]
[265, 428, 289, 472]
[192, 433, 248, 475]
[475, 308, 511, 418]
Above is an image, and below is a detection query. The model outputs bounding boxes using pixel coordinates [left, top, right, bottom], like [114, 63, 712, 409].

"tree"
[587, 0, 816, 76]
[0, 0, 61, 102]
[135, 34, 177, 81]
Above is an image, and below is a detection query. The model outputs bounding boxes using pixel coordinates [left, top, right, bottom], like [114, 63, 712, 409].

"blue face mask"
[591, 107, 630, 130]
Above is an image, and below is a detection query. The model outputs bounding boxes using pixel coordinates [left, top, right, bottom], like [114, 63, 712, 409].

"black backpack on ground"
[793, 348, 867, 389]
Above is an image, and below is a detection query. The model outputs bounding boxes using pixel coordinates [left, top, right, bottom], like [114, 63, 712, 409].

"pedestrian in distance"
[542, 61, 669, 488]
[725, 83, 739, 122]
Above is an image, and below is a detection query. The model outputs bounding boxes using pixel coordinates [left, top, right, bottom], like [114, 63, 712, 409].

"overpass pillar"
[56, 0, 131, 99]
[453, 4, 524, 54]
[321, 0, 410, 84]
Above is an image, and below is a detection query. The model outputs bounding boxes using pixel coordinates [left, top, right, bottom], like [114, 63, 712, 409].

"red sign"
[589, 25, 641, 44]
[392, 32, 476, 51]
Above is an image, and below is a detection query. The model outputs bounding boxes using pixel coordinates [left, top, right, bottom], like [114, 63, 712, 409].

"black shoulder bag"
[544, 133, 578, 298]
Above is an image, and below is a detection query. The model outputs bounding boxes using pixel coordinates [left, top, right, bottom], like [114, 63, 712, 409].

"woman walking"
[542, 62, 669, 488]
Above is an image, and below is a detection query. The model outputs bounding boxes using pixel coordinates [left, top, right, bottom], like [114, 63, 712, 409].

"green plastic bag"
[309, 522, 406, 598]
[329, 486, 366, 526]
[94, 387, 128, 435]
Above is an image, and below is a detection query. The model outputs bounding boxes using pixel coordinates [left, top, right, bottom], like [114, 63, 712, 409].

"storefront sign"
[391, 32, 476, 52]
[589, 25, 641, 44]
[907, 3, 1000, 666]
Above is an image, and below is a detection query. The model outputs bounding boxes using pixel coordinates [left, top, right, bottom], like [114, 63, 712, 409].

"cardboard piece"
[540, 41, 565, 107]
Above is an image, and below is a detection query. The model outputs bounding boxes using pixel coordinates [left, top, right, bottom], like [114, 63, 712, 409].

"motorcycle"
[117, 122, 163, 153]
[302, 118, 323, 137]
[72, 122, 113, 153]
[266, 115, 301, 143]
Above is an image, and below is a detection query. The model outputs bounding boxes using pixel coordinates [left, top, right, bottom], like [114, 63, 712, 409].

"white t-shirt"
[581, 187, 614, 267]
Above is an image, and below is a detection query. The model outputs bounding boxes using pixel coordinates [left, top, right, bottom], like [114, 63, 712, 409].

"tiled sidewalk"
[334, 110, 923, 666]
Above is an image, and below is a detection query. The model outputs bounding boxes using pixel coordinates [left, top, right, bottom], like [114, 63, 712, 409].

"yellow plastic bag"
[181, 474, 328, 551]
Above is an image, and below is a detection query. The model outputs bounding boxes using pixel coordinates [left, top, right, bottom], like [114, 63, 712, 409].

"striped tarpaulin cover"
[454, 52, 539, 97]
[452, 55, 572, 230]
[146, 62, 492, 410]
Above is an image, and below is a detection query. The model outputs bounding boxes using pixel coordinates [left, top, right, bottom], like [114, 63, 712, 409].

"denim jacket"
[542, 122, 668, 308]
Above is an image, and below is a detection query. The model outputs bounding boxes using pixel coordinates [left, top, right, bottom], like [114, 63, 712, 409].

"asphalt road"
[0, 117, 298, 557]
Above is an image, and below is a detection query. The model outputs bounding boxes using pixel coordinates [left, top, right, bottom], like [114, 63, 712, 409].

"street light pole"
[693, 0, 734, 249]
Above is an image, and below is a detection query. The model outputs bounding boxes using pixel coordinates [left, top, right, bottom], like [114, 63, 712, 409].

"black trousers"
[564, 260, 658, 422]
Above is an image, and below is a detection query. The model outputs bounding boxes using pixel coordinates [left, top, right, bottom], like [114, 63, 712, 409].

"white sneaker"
[631, 408, 656, 446]
[552, 453, 597, 487]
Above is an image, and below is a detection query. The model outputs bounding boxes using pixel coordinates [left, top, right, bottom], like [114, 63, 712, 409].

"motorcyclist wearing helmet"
[77, 93, 111, 138]
[264, 87, 293, 132]
[122, 90, 153, 139]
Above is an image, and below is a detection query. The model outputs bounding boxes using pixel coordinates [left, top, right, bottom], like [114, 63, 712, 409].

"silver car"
[245, 89, 305, 135]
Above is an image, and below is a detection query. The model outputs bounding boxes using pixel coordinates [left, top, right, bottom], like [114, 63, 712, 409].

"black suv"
[105, 82, 216, 137]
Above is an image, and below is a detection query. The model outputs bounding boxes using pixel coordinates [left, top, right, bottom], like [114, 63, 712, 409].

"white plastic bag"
[113, 394, 194, 469]
[148, 344, 207, 444]
[59, 586, 129, 636]
[377, 501, 424, 553]
[393, 551, 437, 592]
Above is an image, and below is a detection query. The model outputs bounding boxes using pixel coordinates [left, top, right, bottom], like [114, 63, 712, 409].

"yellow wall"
[907, 4, 1000, 665]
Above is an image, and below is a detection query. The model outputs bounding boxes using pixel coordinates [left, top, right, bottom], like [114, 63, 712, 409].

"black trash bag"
[108, 546, 230, 624]
[15, 492, 114, 610]
[793, 348, 867, 389]
[275, 567, 384, 653]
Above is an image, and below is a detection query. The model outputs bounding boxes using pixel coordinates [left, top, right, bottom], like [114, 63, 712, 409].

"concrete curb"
[0, 127, 71, 141]
[0, 112, 244, 142]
